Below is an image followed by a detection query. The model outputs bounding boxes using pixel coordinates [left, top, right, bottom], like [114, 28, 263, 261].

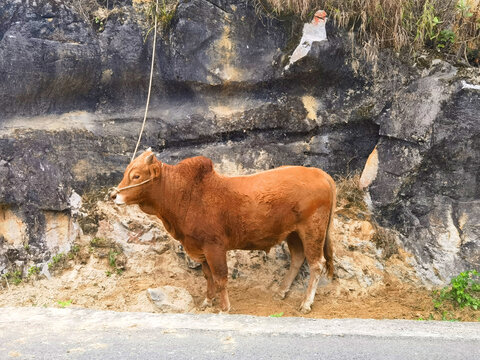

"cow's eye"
[133, 175, 140, 180]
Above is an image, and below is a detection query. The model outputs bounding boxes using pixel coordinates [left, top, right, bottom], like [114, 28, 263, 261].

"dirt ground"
[0, 245, 477, 322]
[1, 197, 478, 322]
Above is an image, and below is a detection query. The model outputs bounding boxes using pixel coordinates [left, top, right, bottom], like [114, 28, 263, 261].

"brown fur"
[112, 151, 336, 312]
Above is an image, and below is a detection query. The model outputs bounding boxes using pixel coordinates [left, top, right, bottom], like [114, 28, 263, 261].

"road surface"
[0, 307, 479, 359]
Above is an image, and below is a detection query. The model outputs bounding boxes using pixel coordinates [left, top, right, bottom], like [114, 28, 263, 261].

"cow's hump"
[178, 156, 214, 183]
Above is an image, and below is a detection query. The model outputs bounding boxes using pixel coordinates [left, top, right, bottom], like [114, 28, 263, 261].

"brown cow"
[110, 150, 335, 313]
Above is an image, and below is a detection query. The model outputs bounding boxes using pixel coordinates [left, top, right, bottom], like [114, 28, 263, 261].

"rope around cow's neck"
[131, 0, 159, 163]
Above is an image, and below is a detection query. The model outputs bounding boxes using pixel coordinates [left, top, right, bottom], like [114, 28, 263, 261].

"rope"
[115, 178, 153, 192]
[131, 0, 159, 163]
[114, 163, 164, 193]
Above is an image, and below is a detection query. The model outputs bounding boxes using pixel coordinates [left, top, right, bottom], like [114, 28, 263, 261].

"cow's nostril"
[109, 191, 117, 200]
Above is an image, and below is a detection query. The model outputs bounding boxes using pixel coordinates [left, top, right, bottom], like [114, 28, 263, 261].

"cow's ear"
[151, 163, 162, 178]
[145, 153, 155, 165]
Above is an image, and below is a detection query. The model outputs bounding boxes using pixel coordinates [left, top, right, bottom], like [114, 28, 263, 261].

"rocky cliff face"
[368, 63, 480, 283]
[0, 0, 478, 284]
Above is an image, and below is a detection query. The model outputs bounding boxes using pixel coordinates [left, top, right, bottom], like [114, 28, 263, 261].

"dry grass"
[261, 0, 480, 64]
[372, 224, 399, 259]
[335, 173, 370, 218]
[335, 173, 400, 260]
[71, 0, 125, 31]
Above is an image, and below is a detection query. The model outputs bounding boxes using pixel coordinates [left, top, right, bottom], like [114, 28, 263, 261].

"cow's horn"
[145, 153, 154, 164]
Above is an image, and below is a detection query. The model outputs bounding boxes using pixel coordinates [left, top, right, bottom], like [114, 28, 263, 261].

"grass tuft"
[335, 173, 369, 218]
[259, 0, 480, 65]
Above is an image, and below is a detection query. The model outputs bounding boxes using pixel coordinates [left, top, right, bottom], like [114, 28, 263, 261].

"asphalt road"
[0, 307, 479, 359]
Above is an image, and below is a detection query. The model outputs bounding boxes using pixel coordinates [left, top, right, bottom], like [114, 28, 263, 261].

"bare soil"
[0, 246, 477, 322]
[1, 200, 477, 322]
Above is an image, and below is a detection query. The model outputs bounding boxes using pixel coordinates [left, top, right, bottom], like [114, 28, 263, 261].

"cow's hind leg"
[204, 247, 230, 312]
[299, 217, 328, 314]
[275, 232, 305, 300]
[299, 261, 322, 314]
[200, 261, 216, 309]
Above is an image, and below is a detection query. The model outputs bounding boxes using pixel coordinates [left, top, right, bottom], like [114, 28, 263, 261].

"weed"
[108, 250, 124, 275]
[456, 0, 474, 18]
[415, 1, 440, 45]
[94, 16, 105, 32]
[27, 266, 41, 278]
[57, 300, 73, 308]
[434, 270, 480, 310]
[269, 312, 284, 317]
[67, 244, 81, 260]
[88, 237, 126, 275]
[48, 253, 68, 273]
[90, 237, 109, 248]
[143, 0, 178, 39]
[2, 271, 22, 285]
[437, 29, 456, 49]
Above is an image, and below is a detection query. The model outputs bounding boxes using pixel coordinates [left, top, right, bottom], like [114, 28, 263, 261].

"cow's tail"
[323, 177, 335, 279]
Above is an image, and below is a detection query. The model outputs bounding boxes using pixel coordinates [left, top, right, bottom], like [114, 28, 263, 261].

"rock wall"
[0, 0, 478, 284]
[367, 62, 480, 283]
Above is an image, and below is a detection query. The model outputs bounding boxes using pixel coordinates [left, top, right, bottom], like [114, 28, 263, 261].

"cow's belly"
[231, 230, 291, 252]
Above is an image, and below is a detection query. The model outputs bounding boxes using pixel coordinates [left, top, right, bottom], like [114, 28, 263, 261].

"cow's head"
[110, 149, 162, 206]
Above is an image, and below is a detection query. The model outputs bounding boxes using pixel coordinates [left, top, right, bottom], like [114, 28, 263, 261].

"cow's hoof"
[200, 298, 213, 310]
[299, 303, 312, 314]
[219, 306, 231, 314]
[273, 291, 286, 301]
[219, 303, 231, 313]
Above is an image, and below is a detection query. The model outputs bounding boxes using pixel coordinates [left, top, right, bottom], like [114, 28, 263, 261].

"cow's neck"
[143, 163, 191, 241]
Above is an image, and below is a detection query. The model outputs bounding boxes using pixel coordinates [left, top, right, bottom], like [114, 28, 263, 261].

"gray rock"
[369, 71, 480, 283]
[147, 286, 195, 313]
[162, 0, 286, 85]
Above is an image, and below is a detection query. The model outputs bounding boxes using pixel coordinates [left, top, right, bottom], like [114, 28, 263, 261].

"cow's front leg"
[200, 261, 215, 309]
[204, 247, 230, 312]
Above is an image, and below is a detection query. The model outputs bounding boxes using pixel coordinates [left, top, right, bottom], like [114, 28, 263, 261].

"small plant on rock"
[108, 249, 124, 275]
[434, 270, 480, 310]
[143, 0, 178, 38]
[48, 253, 65, 271]
[27, 265, 41, 279]
[2, 270, 23, 286]
[269, 312, 284, 317]
[57, 300, 73, 308]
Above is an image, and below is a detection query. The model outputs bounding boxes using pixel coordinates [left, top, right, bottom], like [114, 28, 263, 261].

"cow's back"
[214, 166, 334, 250]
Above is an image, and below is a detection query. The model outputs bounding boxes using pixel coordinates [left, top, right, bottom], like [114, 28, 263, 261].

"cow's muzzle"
[109, 189, 126, 205]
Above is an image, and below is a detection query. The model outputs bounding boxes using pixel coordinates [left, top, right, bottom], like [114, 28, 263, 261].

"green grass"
[27, 266, 41, 278]
[269, 312, 284, 317]
[2, 271, 23, 285]
[48, 253, 65, 271]
[108, 250, 124, 275]
[57, 300, 73, 308]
